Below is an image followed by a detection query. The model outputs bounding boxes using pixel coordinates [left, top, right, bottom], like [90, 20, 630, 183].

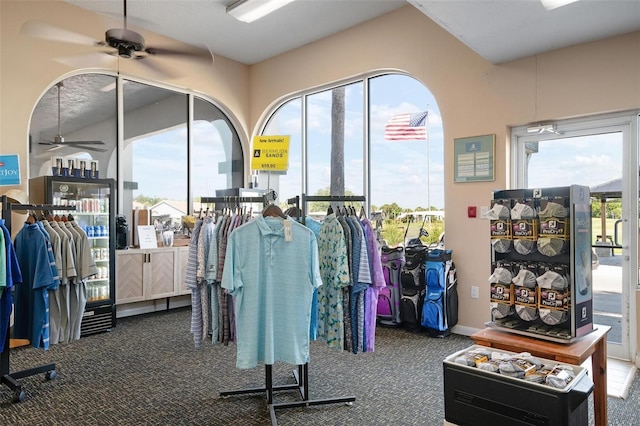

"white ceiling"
[65, 0, 640, 65]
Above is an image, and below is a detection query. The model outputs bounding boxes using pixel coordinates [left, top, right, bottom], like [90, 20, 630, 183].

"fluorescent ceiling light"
[227, 0, 295, 23]
[540, 0, 580, 11]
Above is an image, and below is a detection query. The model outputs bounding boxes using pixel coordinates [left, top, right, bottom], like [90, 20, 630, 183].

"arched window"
[260, 73, 444, 246]
[29, 73, 244, 231]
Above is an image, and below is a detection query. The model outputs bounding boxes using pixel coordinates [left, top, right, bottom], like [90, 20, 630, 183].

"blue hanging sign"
[0, 155, 21, 186]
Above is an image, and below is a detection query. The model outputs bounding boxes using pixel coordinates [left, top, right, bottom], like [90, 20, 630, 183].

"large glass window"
[122, 81, 188, 232]
[29, 73, 117, 179]
[191, 96, 244, 207]
[259, 73, 444, 246]
[368, 75, 442, 212]
[29, 73, 244, 234]
[306, 82, 364, 202]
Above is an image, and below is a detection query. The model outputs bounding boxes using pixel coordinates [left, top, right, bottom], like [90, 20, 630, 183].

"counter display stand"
[487, 185, 593, 343]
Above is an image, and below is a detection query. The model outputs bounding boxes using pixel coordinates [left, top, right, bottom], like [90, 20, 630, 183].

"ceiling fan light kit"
[104, 28, 145, 59]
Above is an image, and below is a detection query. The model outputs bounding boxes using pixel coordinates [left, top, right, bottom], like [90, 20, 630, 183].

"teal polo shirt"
[222, 215, 322, 369]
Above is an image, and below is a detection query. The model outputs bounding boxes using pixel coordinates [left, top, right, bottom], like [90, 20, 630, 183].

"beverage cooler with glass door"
[29, 176, 116, 336]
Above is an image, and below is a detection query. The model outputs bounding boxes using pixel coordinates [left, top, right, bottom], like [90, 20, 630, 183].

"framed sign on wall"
[453, 134, 495, 183]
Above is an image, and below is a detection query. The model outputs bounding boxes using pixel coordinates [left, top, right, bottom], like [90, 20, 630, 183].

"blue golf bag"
[421, 249, 458, 337]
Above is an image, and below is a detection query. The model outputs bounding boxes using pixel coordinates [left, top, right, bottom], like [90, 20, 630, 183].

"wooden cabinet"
[175, 246, 191, 296]
[115, 248, 178, 305]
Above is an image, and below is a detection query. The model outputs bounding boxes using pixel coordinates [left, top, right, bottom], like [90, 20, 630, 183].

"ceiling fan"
[38, 81, 107, 153]
[20, 0, 213, 79]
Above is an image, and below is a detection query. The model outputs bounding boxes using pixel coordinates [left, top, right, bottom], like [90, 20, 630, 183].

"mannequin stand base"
[220, 363, 355, 426]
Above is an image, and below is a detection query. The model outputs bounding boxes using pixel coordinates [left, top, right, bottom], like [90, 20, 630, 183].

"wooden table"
[471, 325, 610, 426]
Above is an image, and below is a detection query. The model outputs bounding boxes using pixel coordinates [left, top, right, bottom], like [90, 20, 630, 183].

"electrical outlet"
[470, 286, 479, 299]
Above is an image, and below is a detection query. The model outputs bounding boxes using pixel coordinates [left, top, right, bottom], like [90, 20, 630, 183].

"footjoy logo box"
[0, 155, 21, 186]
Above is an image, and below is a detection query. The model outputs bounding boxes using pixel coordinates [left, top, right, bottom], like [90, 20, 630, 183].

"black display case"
[444, 345, 593, 426]
[488, 185, 593, 343]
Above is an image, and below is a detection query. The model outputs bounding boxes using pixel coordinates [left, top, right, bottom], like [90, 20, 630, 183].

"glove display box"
[488, 185, 593, 343]
[444, 345, 593, 426]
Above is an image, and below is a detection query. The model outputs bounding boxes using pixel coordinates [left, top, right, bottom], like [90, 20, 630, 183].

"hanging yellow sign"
[251, 135, 290, 172]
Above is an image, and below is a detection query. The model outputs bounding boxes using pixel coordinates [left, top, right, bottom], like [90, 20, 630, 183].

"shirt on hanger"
[222, 216, 322, 369]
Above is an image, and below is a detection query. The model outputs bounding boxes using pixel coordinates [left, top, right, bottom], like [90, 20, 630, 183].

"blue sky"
[526, 133, 622, 189]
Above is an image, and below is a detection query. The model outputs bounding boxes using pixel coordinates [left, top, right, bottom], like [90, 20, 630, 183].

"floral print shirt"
[317, 214, 351, 350]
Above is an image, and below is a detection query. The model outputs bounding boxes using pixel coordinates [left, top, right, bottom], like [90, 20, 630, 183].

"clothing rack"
[300, 194, 366, 224]
[0, 195, 74, 402]
[200, 189, 277, 211]
[212, 191, 356, 425]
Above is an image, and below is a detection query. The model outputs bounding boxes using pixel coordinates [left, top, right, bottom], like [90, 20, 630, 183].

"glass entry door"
[513, 113, 637, 361]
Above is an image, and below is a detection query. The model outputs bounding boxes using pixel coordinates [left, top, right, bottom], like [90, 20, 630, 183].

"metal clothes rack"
[300, 194, 366, 224]
[199, 189, 277, 212]
[0, 195, 74, 402]
[209, 191, 356, 425]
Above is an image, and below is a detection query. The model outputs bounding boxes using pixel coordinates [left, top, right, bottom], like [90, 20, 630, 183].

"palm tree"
[330, 87, 345, 199]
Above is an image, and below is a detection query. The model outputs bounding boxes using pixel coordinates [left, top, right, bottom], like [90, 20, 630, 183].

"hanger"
[359, 205, 366, 219]
[26, 210, 36, 224]
[262, 203, 286, 218]
[285, 206, 301, 218]
[327, 204, 333, 215]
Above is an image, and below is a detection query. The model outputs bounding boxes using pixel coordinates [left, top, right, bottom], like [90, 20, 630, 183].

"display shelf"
[489, 185, 594, 343]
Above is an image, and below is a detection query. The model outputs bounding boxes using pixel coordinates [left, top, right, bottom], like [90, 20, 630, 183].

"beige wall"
[2, 3, 640, 342]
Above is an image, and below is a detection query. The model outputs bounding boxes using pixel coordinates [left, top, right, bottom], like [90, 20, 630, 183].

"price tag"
[283, 219, 293, 242]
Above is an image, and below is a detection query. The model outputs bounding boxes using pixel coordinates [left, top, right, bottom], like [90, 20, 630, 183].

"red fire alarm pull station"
[468, 206, 477, 218]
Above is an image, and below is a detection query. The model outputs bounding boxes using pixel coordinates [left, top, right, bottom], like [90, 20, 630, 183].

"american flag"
[384, 111, 427, 141]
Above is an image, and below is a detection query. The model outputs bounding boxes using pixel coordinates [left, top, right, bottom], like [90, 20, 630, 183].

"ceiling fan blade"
[39, 140, 104, 146]
[62, 140, 105, 145]
[144, 45, 214, 65]
[44, 145, 66, 152]
[54, 52, 116, 69]
[43, 143, 107, 153]
[71, 145, 108, 153]
[21, 20, 99, 47]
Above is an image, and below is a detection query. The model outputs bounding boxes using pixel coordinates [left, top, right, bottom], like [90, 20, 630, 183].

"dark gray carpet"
[0, 307, 637, 425]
